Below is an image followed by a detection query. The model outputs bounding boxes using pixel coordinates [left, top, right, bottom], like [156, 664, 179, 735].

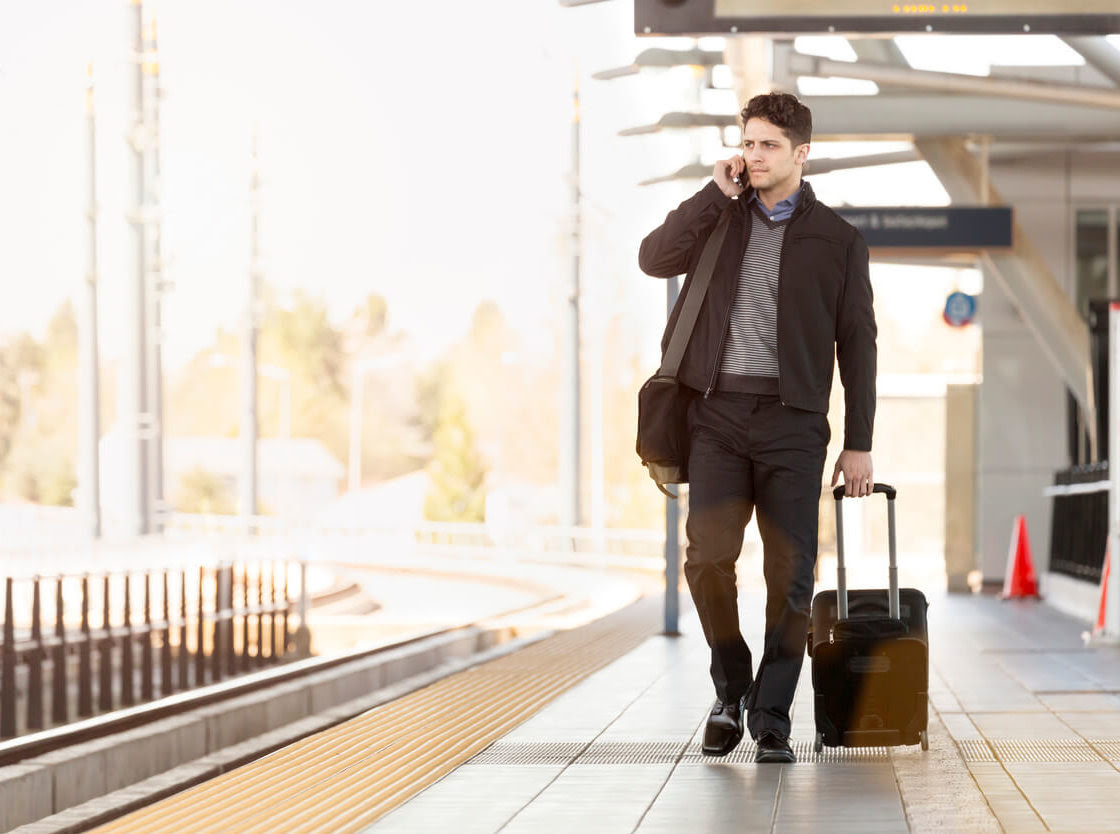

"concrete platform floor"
[366, 591, 1120, 834]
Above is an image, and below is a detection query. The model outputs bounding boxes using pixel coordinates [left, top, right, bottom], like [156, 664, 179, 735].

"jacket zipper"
[704, 301, 734, 399]
[704, 212, 750, 398]
[775, 216, 793, 405]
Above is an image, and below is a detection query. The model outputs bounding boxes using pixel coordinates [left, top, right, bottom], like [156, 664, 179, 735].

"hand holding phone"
[713, 155, 746, 198]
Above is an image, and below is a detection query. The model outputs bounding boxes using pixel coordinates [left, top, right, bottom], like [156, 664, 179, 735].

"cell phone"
[732, 159, 745, 188]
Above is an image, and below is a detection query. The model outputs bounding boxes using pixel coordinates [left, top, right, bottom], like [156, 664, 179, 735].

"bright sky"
[0, 1, 1113, 371]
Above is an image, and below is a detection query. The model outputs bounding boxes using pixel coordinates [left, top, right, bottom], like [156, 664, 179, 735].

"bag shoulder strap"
[658, 203, 733, 378]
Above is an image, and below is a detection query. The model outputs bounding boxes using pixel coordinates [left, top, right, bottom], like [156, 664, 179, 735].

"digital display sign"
[636, 0, 1120, 35]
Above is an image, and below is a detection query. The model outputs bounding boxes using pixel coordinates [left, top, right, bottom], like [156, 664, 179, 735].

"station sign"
[635, 0, 1120, 35]
[833, 206, 1012, 248]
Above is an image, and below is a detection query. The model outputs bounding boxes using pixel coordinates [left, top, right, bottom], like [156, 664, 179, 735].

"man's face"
[742, 117, 809, 193]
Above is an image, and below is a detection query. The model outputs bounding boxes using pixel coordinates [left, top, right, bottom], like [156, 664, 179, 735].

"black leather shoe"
[701, 695, 747, 756]
[754, 730, 795, 763]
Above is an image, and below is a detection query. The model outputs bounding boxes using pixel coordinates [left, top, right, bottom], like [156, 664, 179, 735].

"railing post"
[240, 562, 250, 672]
[211, 563, 225, 683]
[161, 570, 172, 698]
[256, 561, 265, 666]
[29, 576, 44, 731]
[293, 559, 311, 658]
[225, 565, 235, 678]
[141, 571, 153, 701]
[195, 566, 205, 687]
[281, 560, 290, 657]
[78, 574, 93, 717]
[178, 568, 188, 691]
[121, 572, 133, 707]
[1, 577, 15, 739]
[99, 574, 112, 712]
[52, 576, 68, 725]
[268, 561, 277, 663]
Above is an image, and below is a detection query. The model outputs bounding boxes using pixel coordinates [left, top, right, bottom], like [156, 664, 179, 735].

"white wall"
[979, 153, 1120, 582]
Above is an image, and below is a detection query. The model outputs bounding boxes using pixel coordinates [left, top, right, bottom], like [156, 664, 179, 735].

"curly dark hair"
[740, 92, 812, 148]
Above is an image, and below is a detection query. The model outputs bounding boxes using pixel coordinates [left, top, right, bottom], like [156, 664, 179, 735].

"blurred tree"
[168, 285, 424, 499]
[0, 351, 23, 468]
[603, 343, 664, 530]
[351, 293, 388, 342]
[413, 360, 450, 443]
[0, 304, 79, 505]
[423, 388, 487, 522]
[434, 300, 558, 491]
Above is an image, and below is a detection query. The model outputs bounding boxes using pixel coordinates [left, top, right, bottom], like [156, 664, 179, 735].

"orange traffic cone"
[1093, 547, 1111, 635]
[1002, 514, 1040, 599]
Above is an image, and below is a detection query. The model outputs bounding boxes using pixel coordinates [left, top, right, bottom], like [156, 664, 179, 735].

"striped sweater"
[717, 203, 788, 394]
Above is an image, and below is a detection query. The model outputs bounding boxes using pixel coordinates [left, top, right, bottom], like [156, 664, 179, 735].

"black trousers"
[684, 391, 829, 739]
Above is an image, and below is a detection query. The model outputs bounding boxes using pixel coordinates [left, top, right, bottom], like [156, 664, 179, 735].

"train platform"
[82, 585, 1120, 834]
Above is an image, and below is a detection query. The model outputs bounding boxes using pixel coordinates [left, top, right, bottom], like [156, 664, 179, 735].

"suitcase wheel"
[814, 732, 823, 753]
[920, 730, 929, 752]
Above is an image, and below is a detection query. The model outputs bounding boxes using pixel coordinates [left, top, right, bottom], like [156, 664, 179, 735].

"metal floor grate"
[989, 739, 1105, 763]
[578, 739, 688, 764]
[468, 739, 895, 766]
[679, 741, 892, 764]
[470, 740, 690, 765]
[957, 739, 997, 762]
[469, 740, 589, 765]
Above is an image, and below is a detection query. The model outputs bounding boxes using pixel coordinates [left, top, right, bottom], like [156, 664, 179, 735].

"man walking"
[638, 93, 877, 763]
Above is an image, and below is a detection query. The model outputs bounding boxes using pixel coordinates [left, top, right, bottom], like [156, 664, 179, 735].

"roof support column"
[915, 136, 1094, 454]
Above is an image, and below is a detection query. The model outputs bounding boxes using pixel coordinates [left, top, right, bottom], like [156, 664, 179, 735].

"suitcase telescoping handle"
[832, 483, 898, 622]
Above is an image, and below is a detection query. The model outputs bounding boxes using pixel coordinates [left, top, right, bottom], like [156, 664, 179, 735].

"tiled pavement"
[366, 592, 1120, 833]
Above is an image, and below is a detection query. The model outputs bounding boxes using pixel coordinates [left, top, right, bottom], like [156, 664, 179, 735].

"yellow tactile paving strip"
[95, 595, 660, 833]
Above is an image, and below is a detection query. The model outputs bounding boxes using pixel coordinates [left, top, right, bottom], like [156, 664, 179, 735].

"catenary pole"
[81, 64, 102, 539]
[241, 133, 261, 530]
[663, 60, 710, 635]
[123, 0, 150, 536]
[664, 273, 681, 636]
[560, 74, 582, 528]
[143, 14, 165, 533]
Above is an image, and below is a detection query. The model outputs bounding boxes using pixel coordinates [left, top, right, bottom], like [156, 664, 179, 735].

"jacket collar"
[740, 178, 816, 218]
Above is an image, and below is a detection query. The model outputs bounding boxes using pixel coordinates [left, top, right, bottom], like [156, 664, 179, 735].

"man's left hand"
[831, 450, 874, 497]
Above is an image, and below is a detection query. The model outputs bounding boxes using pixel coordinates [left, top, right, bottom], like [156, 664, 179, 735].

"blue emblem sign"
[943, 292, 977, 328]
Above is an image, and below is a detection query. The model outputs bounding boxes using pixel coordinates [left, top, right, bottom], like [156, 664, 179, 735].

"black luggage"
[807, 483, 930, 752]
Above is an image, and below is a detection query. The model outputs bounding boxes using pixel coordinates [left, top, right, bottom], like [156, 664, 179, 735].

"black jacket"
[639, 179, 877, 452]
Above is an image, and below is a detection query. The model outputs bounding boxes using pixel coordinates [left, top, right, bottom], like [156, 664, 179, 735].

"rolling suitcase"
[807, 483, 930, 752]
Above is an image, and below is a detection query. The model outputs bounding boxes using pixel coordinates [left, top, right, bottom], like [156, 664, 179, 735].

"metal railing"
[1044, 462, 1109, 583]
[164, 513, 669, 566]
[0, 509, 669, 741]
[1, 560, 297, 740]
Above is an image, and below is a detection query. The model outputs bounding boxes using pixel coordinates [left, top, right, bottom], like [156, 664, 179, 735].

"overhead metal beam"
[619, 111, 736, 136]
[638, 150, 921, 186]
[636, 152, 922, 188]
[983, 140, 1120, 158]
[847, 38, 910, 67]
[915, 137, 1093, 432]
[846, 37, 910, 93]
[1061, 36, 1120, 87]
[800, 95, 1120, 139]
[788, 53, 1120, 109]
[592, 47, 725, 81]
[635, 138, 1120, 186]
